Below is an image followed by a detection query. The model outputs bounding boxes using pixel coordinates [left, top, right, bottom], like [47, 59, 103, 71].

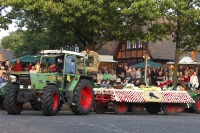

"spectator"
[97, 70, 103, 82]
[13, 59, 22, 71]
[5, 61, 11, 71]
[156, 71, 164, 86]
[184, 72, 190, 89]
[103, 70, 110, 80]
[92, 74, 98, 83]
[109, 70, 117, 86]
[136, 67, 142, 82]
[130, 67, 136, 82]
[190, 72, 199, 89]
[30, 66, 37, 73]
[118, 72, 125, 82]
[125, 71, 131, 81]
[178, 65, 185, 75]
[105, 80, 111, 89]
[35, 61, 40, 73]
[100, 80, 106, 87]
[116, 64, 126, 76]
[134, 79, 142, 87]
[178, 71, 186, 89]
[27, 62, 32, 71]
[151, 68, 157, 86]
[0, 66, 6, 76]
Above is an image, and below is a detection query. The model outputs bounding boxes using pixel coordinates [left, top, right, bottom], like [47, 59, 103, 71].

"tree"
[152, 0, 200, 86]
[0, 0, 163, 51]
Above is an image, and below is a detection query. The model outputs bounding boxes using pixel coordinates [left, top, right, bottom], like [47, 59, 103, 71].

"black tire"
[131, 103, 144, 113]
[31, 103, 42, 111]
[193, 96, 200, 113]
[3, 84, 23, 115]
[146, 103, 161, 114]
[113, 102, 128, 115]
[0, 99, 6, 110]
[71, 79, 94, 115]
[162, 103, 177, 115]
[94, 103, 108, 114]
[41, 85, 60, 116]
[184, 108, 195, 113]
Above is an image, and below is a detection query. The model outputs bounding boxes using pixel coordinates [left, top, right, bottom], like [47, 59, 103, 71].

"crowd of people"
[92, 64, 200, 90]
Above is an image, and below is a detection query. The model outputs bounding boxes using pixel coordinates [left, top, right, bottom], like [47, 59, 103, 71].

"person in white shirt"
[190, 72, 199, 89]
[30, 66, 37, 73]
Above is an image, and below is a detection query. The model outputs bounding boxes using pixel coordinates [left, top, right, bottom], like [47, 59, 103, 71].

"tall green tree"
[0, 0, 162, 51]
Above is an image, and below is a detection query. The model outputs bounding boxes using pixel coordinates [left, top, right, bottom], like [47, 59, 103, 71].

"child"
[105, 80, 111, 89]
[100, 80, 106, 87]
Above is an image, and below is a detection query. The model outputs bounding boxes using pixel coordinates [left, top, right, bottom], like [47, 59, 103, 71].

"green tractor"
[3, 50, 99, 116]
[185, 90, 200, 113]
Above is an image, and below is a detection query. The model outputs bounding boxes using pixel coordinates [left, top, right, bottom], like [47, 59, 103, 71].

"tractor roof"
[40, 50, 85, 57]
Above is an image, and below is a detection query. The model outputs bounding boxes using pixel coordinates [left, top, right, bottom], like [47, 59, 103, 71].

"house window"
[127, 40, 142, 49]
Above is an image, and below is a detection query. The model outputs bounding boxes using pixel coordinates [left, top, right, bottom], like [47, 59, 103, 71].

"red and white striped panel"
[161, 91, 194, 103]
[94, 89, 195, 103]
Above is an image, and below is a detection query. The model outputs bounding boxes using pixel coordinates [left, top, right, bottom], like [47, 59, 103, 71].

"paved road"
[0, 109, 199, 133]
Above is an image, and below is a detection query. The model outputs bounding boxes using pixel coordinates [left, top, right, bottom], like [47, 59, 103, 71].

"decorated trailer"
[93, 85, 194, 115]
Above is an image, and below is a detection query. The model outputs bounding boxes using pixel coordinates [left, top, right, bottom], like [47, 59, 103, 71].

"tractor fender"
[46, 82, 58, 87]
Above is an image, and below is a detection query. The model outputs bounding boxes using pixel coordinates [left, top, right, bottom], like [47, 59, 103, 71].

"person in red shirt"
[26, 62, 32, 71]
[184, 72, 190, 89]
[13, 59, 22, 71]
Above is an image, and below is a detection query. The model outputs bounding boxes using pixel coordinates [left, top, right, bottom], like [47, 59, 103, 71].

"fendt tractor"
[3, 50, 100, 116]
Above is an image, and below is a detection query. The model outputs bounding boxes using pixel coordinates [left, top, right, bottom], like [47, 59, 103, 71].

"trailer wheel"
[31, 103, 41, 111]
[162, 103, 177, 115]
[131, 103, 144, 113]
[72, 79, 94, 115]
[94, 103, 108, 114]
[193, 96, 200, 113]
[176, 106, 183, 113]
[41, 85, 60, 116]
[3, 84, 23, 115]
[146, 103, 161, 114]
[113, 102, 128, 115]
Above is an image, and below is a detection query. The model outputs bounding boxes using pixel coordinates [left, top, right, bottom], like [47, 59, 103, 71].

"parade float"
[93, 80, 195, 115]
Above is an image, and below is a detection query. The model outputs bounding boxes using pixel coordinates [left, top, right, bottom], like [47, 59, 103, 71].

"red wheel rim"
[197, 101, 200, 110]
[116, 103, 127, 113]
[177, 107, 182, 113]
[80, 86, 92, 109]
[165, 104, 176, 113]
[52, 93, 58, 110]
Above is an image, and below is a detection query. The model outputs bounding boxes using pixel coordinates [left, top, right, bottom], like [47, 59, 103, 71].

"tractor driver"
[57, 56, 64, 73]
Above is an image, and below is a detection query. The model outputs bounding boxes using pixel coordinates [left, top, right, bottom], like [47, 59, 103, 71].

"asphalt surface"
[0, 109, 200, 133]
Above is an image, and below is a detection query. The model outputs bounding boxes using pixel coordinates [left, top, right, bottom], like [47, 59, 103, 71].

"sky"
[0, 24, 17, 40]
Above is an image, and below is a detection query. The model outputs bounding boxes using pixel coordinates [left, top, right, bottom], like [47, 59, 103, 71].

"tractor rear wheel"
[113, 102, 128, 115]
[41, 85, 60, 116]
[3, 84, 23, 115]
[193, 96, 200, 113]
[146, 103, 161, 114]
[162, 103, 177, 115]
[71, 79, 94, 115]
[94, 103, 108, 114]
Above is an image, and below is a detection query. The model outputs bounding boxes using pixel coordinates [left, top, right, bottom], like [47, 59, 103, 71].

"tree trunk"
[172, 48, 180, 87]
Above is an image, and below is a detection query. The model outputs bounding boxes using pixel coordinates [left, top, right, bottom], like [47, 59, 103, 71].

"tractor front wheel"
[71, 79, 94, 115]
[193, 96, 200, 113]
[3, 84, 23, 115]
[113, 102, 128, 115]
[162, 103, 177, 115]
[41, 85, 60, 116]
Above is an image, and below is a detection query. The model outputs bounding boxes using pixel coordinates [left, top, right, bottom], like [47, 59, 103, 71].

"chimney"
[190, 51, 195, 61]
